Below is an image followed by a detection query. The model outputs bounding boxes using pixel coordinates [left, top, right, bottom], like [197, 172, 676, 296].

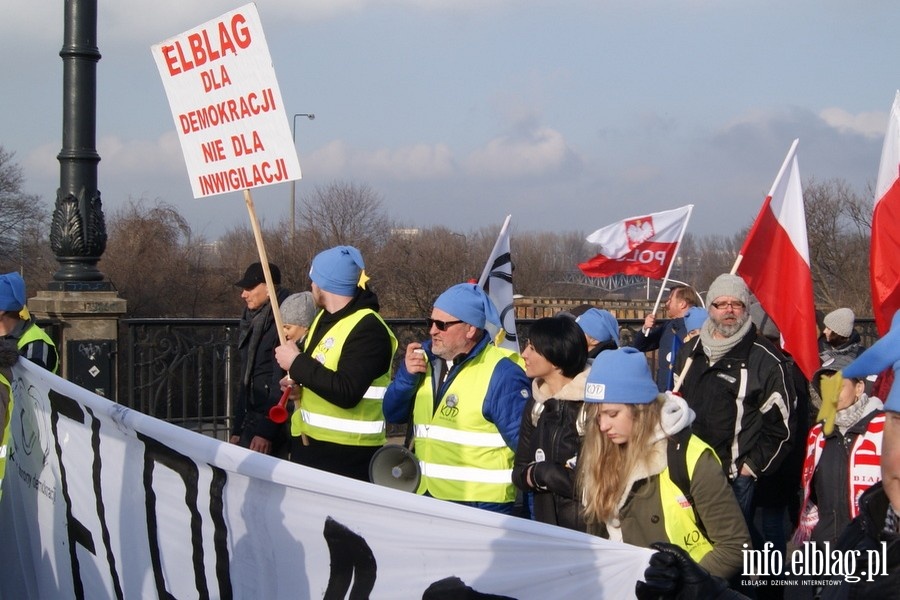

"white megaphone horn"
[369, 444, 421, 492]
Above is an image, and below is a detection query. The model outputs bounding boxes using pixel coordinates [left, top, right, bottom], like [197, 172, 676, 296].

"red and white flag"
[735, 139, 819, 381]
[578, 205, 693, 279]
[871, 91, 900, 336]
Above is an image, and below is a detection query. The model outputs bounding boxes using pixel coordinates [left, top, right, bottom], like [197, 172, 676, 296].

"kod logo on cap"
[585, 383, 606, 401]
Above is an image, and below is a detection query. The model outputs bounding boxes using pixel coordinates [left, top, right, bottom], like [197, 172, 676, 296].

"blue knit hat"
[309, 246, 365, 296]
[0, 272, 26, 312]
[843, 310, 900, 412]
[433, 283, 501, 330]
[584, 347, 658, 404]
[683, 306, 708, 332]
[576, 308, 619, 344]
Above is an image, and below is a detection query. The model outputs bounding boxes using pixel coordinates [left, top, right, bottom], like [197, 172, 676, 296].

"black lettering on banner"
[49, 390, 124, 600]
[139, 433, 232, 600]
[323, 517, 376, 599]
[322, 517, 518, 599]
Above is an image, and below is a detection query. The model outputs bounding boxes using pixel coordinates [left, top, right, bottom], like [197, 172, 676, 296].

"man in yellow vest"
[0, 272, 58, 373]
[275, 246, 397, 481]
[0, 339, 19, 499]
[384, 283, 531, 514]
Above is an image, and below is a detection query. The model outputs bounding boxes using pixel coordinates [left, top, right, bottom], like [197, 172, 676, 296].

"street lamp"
[290, 113, 315, 239]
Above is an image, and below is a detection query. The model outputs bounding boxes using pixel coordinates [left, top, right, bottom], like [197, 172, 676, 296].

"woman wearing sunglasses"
[512, 315, 591, 531]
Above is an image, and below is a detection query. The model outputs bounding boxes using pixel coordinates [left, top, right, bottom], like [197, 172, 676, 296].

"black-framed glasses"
[710, 300, 746, 311]
[427, 318, 464, 331]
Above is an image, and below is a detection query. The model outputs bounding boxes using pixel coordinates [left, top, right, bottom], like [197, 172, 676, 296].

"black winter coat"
[512, 369, 589, 532]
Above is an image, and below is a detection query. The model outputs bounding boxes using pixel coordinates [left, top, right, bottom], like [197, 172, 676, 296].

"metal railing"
[116, 317, 878, 438]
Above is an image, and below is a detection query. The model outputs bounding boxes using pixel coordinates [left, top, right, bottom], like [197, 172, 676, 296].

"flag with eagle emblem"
[578, 205, 693, 278]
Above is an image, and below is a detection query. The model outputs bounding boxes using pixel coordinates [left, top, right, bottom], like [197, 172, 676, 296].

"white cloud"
[462, 127, 574, 179]
[305, 139, 455, 181]
[819, 107, 887, 139]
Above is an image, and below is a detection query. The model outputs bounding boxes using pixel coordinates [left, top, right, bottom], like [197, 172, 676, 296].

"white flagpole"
[650, 204, 694, 315]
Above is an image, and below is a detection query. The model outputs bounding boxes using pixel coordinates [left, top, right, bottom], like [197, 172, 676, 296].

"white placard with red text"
[151, 3, 301, 198]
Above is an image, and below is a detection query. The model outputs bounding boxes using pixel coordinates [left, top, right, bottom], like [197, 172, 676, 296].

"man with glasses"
[673, 274, 796, 526]
[383, 283, 531, 514]
[633, 284, 701, 391]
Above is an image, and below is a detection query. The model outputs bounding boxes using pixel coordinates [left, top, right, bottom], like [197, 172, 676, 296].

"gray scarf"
[834, 393, 881, 435]
[698, 316, 752, 365]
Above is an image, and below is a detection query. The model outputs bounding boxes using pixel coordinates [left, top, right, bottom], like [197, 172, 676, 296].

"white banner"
[151, 3, 302, 198]
[0, 359, 651, 599]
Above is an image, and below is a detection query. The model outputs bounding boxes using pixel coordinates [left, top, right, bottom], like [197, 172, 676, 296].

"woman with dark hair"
[512, 315, 590, 531]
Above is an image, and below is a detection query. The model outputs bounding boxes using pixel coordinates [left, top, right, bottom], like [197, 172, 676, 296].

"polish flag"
[578, 205, 693, 279]
[871, 91, 900, 336]
[735, 139, 819, 381]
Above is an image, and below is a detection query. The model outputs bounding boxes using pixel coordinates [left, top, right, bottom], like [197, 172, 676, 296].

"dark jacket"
[809, 406, 883, 545]
[818, 482, 900, 599]
[511, 369, 589, 532]
[233, 286, 292, 443]
[4, 319, 59, 373]
[633, 317, 687, 392]
[674, 324, 796, 479]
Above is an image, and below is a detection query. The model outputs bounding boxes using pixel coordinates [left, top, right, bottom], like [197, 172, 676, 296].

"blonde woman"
[577, 347, 750, 580]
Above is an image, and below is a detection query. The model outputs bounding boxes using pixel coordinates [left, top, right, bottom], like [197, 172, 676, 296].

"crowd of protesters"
[4, 250, 897, 599]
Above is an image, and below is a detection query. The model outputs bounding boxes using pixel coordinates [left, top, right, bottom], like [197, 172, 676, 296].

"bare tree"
[375, 226, 472, 317]
[299, 181, 390, 259]
[0, 147, 50, 285]
[804, 178, 872, 313]
[103, 200, 228, 317]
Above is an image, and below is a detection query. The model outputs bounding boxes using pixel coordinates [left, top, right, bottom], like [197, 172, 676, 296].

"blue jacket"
[383, 332, 530, 452]
[632, 317, 687, 392]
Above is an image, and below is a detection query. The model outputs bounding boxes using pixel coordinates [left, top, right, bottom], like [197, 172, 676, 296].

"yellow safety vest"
[291, 308, 397, 446]
[658, 434, 717, 563]
[18, 322, 58, 374]
[0, 371, 13, 500]
[413, 345, 517, 503]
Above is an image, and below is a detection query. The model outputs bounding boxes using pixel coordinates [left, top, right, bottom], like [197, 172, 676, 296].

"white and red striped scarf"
[794, 411, 884, 543]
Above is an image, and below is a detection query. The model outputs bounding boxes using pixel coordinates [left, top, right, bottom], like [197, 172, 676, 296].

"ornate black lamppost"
[49, 0, 110, 289]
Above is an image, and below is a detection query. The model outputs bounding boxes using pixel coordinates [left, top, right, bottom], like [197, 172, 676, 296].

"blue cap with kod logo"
[584, 347, 658, 404]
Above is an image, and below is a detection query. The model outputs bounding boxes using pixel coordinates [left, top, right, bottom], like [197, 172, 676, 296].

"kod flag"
[578, 205, 693, 279]
[478, 215, 519, 353]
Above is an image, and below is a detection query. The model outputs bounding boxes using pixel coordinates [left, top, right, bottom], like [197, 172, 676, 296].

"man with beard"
[674, 274, 796, 525]
[231, 262, 291, 456]
[275, 246, 397, 481]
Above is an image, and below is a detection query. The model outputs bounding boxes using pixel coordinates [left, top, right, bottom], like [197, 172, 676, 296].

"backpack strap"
[667, 427, 707, 538]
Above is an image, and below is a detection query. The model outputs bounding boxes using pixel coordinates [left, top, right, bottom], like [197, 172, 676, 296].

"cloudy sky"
[2, 1, 898, 240]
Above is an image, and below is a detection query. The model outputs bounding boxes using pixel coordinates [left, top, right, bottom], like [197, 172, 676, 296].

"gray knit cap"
[706, 274, 750, 307]
[823, 308, 855, 338]
[281, 292, 317, 327]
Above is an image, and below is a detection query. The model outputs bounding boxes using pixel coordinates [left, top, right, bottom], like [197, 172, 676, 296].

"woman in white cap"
[577, 347, 749, 580]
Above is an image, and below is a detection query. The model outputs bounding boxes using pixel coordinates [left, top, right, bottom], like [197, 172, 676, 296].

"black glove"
[635, 542, 746, 600]
[635, 546, 679, 599]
